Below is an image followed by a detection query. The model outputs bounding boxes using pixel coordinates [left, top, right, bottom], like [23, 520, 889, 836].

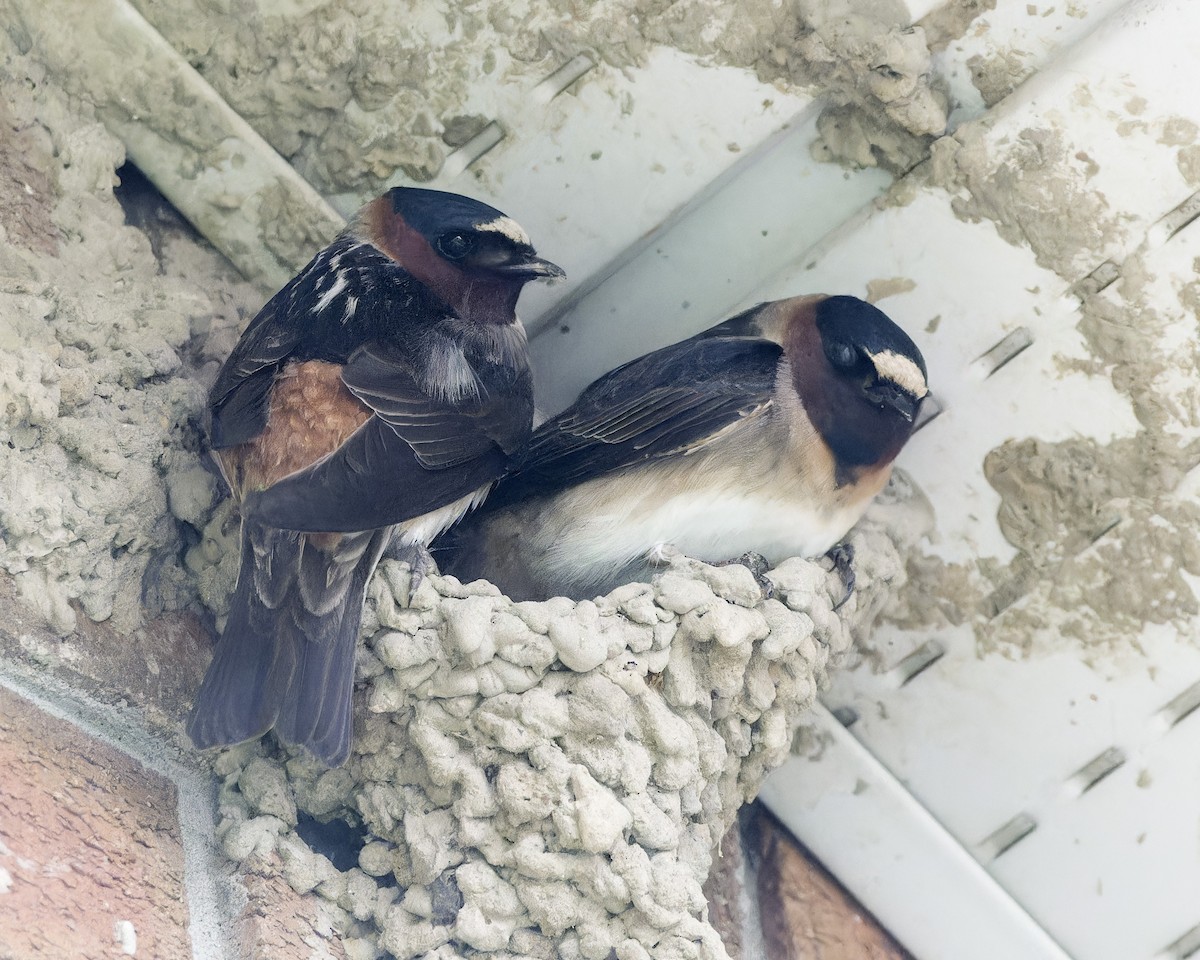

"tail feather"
[250, 526, 300, 609]
[297, 532, 367, 616]
[275, 618, 356, 766]
[186, 538, 301, 750]
[271, 604, 354, 765]
[187, 523, 389, 766]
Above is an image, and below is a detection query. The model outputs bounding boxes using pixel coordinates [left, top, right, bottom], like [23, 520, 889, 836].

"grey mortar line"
[0, 657, 240, 960]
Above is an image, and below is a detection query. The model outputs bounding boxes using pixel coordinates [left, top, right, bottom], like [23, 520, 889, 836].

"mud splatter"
[127, 0, 968, 196]
[0, 38, 257, 633]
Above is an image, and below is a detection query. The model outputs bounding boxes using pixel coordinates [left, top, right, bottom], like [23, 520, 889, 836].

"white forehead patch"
[476, 216, 530, 246]
[868, 349, 928, 396]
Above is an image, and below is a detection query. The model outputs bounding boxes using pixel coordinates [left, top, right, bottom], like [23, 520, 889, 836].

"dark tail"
[186, 523, 388, 766]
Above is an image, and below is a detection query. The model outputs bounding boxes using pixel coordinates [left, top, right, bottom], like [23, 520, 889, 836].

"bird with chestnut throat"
[439, 294, 928, 602]
[188, 187, 562, 766]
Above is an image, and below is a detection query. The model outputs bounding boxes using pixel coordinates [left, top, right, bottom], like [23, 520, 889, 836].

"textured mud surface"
[881, 84, 1200, 659]
[209, 516, 910, 960]
[0, 35, 256, 637]
[127, 0, 956, 204]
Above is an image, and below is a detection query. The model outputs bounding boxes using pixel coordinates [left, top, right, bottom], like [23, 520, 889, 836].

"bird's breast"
[528, 441, 891, 592]
[548, 477, 879, 573]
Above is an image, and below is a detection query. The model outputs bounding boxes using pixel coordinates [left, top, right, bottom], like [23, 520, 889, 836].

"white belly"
[530, 480, 875, 595]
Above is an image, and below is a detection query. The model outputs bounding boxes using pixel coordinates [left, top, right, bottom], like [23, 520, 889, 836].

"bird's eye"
[436, 232, 475, 260]
[826, 340, 859, 371]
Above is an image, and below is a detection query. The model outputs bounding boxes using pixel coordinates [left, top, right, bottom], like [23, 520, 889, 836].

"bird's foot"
[385, 540, 438, 600]
[826, 542, 855, 611]
[717, 551, 775, 601]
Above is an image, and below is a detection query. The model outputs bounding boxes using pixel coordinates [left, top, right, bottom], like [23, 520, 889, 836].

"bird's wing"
[209, 234, 363, 450]
[341, 340, 532, 467]
[242, 339, 530, 533]
[495, 335, 783, 505]
[208, 234, 430, 450]
[208, 293, 300, 451]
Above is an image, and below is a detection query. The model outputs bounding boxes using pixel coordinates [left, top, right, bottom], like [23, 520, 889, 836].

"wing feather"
[492, 335, 782, 505]
[242, 340, 530, 532]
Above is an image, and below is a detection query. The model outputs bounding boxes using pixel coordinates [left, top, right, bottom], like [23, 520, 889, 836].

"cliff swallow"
[440, 294, 927, 601]
[187, 188, 561, 765]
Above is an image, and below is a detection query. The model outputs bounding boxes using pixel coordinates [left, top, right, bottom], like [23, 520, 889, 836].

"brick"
[752, 806, 912, 960]
[236, 870, 347, 960]
[0, 686, 191, 960]
[0, 573, 212, 737]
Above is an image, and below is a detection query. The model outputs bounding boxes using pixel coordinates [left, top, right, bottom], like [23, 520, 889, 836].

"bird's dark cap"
[385, 187, 531, 247]
[815, 295, 928, 384]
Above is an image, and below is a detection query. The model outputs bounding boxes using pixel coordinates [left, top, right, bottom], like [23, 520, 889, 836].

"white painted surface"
[765, 3, 1200, 959]
[504, 2, 1200, 959]
[371, 46, 813, 338]
[528, 108, 891, 412]
[759, 704, 1076, 960]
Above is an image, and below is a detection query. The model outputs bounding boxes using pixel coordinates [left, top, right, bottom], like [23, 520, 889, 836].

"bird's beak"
[494, 256, 566, 281]
[871, 381, 922, 422]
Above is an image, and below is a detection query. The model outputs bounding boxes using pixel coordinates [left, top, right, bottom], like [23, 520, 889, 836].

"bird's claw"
[385, 541, 438, 600]
[827, 542, 855, 610]
[717, 551, 775, 601]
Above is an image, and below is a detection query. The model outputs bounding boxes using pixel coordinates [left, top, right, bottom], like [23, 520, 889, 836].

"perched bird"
[187, 187, 562, 765]
[440, 294, 927, 600]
